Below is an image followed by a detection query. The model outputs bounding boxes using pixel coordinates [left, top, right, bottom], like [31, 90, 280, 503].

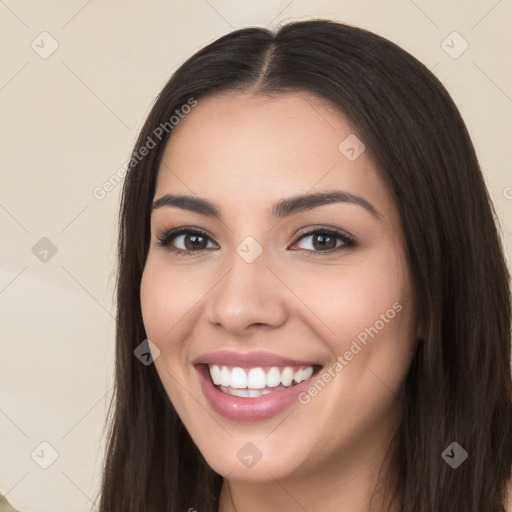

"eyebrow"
[152, 190, 382, 220]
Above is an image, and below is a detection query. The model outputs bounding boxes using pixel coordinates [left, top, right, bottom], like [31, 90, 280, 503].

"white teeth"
[207, 364, 316, 392]
[210, 364, 221, 385]
[247, 368, 266, 389]
[219, 386, 273, 397]
[220, 366, 231, 387]
[230, 367, 247, 389]
[301, 366, 314, 381]
[266, 367, 281, 387]
[281, 367, 294, 386]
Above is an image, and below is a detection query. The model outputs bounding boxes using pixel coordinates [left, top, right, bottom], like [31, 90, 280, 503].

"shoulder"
[0, 494, 20, 512]
[507, 479, 512, 512]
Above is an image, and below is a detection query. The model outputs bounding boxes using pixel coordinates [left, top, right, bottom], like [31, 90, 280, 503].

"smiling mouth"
[203, 363, 323, 398]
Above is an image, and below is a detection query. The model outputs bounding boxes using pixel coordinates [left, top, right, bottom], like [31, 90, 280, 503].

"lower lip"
[196, 365, 319, 422]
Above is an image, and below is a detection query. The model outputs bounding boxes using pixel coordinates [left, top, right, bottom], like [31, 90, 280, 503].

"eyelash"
[156, 225, 356, 256]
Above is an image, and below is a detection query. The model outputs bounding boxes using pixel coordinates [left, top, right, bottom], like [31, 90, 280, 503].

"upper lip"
[192, 350, 322, 368]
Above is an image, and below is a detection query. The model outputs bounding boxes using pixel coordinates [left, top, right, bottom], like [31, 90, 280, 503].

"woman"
[98, 19, 512, 511]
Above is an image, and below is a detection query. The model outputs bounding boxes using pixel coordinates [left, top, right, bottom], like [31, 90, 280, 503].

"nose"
[206, 251, 288, 335]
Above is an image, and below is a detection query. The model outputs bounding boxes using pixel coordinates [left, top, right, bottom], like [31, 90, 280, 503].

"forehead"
[155, 91, 394, 222]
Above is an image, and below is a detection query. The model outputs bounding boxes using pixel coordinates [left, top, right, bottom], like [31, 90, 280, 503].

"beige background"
[0, 1, 511, 511]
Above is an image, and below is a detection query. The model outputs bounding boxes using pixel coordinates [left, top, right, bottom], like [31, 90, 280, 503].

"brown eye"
[292, 227, 356, 253]
[182, 232, 208, 250]
[157, 228, 217, 255]
[156, 226, 355, 256]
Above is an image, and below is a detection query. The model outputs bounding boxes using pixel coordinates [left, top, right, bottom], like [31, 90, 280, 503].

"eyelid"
[156, 225, 356, 255]
[156, 226, 217, 249]
[289, 225, 356, 252]
[291, 225, 354, 242]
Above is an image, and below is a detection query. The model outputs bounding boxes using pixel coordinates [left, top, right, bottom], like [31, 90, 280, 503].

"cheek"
[288, 245, 417, 411]
[290, 253, 411, 351]
[289, 258, 415, 449]
[140, 256, 192, 357]
[139, 257, 199, 409]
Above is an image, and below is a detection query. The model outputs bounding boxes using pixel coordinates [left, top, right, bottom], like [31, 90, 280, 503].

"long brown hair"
[97, 19, 512, 511]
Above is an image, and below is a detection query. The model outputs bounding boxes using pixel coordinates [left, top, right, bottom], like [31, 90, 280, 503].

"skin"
[140, 91, 420, 511]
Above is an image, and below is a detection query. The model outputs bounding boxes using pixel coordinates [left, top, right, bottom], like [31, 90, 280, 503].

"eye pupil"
[185, 234, 206, 250]
[313, 233, 336, 251]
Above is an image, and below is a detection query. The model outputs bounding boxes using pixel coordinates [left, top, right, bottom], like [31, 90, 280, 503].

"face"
[140, 91, 419, 483]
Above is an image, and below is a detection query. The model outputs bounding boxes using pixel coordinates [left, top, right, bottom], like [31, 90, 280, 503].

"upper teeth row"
[208, 365, 314, 389]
